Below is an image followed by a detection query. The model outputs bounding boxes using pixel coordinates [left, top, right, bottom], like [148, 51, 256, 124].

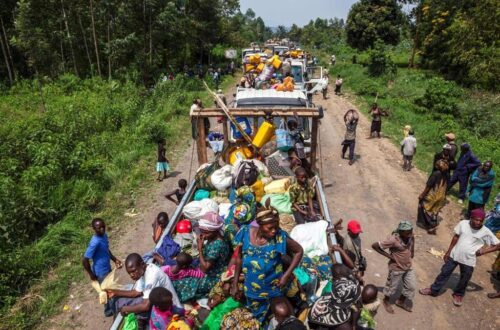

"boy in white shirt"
[400, 130, 417, 171]
[419, 209, 500, 306]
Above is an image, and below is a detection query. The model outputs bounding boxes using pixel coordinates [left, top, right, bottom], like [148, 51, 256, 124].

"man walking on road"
[448, 143, 481, 204]
[341, 109, 358, 165]
[419, 209, 500, 306]
[372, 220, 415, 314]
[400, 130, 417, 171]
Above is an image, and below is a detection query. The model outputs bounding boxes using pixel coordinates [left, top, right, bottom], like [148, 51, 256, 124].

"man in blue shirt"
[82, 218, 122, 317]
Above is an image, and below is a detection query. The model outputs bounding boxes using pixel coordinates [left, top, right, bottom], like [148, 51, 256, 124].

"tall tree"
[346, 0, 405, 50]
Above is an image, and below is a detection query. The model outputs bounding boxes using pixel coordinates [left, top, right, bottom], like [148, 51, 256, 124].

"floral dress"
[233, 225, 287, 323]
[173, 238, 230, 302]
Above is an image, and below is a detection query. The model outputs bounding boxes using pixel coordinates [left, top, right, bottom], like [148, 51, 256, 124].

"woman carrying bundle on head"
[231, 201, 304, 325]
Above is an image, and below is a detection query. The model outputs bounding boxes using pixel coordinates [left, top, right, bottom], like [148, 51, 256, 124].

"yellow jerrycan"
[252, 121, 276, 148]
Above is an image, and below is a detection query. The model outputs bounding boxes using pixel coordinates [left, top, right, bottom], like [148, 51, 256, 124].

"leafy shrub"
[367, 41, 397, 78]
[415, 77, 462, 117]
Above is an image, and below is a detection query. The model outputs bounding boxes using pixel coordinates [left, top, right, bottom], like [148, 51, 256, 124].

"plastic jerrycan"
[252, 119, 276, 148]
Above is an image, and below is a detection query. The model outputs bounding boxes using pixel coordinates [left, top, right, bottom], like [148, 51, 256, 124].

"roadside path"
[315, 90, 499, 330]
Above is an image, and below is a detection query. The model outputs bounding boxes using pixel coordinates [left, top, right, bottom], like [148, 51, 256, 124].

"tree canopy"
[346, 0, 405, 50]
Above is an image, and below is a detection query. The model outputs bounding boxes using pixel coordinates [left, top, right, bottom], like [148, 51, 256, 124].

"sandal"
[419, 288, 433, 296]
[382, 299, 394, 314]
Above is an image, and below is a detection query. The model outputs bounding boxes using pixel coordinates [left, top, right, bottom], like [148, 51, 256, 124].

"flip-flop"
[395, 300, 412, 312]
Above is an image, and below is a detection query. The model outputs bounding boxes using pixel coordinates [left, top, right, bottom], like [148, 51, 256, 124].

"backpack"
[234, 160, 259, 188]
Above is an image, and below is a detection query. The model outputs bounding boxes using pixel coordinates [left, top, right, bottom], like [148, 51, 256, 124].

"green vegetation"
[346, 0, 405, 50]
[0, 75, 231, 328]
[328, 43, 499, 203]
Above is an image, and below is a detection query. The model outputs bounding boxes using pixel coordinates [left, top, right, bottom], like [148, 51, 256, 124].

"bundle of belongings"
[242, 52, 298, 91]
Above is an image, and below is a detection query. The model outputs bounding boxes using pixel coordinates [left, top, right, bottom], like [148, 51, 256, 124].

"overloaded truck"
[109, 82, 341, 329]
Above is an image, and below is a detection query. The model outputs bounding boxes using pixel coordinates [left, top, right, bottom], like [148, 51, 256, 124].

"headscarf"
[397, 220, 413, 231]
[199, 212, 224, 231]
[470, 208, 486, 220]
[255, 205, 279, 225]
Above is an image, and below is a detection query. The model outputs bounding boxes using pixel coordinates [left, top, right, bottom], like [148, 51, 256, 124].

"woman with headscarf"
[418, 159, 449, 234]
[231, 202, 304, 325]
[468, 160, 495, 216]
[172, 212, 230, 302]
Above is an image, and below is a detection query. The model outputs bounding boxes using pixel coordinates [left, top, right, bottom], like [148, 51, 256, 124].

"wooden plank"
[222, 119, 229, 145]
[196, 119, 208, 165]
[191, 107, 321, 118]
[253, 117, 258, 136]
[310, 118, 318, 170]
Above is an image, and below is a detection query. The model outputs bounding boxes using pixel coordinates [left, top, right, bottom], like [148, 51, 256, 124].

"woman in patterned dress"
[231, 202, 303, 324]
[173, 212, 230, 302]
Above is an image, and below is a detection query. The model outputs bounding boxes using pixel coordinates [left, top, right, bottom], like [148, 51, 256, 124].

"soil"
[47, 88, 500, 330]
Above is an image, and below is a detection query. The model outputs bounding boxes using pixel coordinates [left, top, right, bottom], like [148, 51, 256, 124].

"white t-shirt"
[450, 220, 500, 267]
[400, 136, 417, 156]
[134, 264, 180, 305]
[190, 104, 200, 117]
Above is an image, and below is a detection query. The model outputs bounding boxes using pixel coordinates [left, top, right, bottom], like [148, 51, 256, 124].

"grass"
[0, 74, 237, 329]
[321, 42, 499, 206]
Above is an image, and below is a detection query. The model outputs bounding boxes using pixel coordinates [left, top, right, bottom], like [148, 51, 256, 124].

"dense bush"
[415, 77, 462, 117]
[0, 75, 201, 308]
[367, 42, 397, 78]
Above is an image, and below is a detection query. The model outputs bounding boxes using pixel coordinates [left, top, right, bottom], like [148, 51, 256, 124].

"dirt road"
[50, 89, 499, 329]
[315, 91, 499, 330]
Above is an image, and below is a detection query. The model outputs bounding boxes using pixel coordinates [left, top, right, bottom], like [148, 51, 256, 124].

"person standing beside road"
[334, 219, 366, 283]
[331, 54, 336, 66]
[467, 160, 495, 216]
[82, 218, 123, 317]
[368, 103, 388, 139]
[372, 220, 415, 314]
[334, 75, 343, 95]
[341, 109, 359, 166]
[190, 99, 210, 140]
[400, 130, 417, 171]
[419, 209, 500, 306]
[448, 143, 481, 204]
[445, 133, 458, 160]
[433, 144, 456, 182]
[417, 159, 448, 234]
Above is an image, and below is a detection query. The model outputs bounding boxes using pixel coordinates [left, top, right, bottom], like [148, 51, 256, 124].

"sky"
[239, 0, 358, 27]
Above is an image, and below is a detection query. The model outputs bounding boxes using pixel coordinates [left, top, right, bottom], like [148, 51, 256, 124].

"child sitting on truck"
[149, 287, 194, 330]
[289, 167, 318, 224]
[161, 252, 205, 281]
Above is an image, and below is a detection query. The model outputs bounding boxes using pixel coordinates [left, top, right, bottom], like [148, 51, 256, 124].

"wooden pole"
[196, 119, 208, 165]
[310, 118, 318, 170]
[222, 120, 229, 146]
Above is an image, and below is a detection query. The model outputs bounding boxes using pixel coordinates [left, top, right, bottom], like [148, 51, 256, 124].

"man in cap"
[420, 209, 500, 306]
[372, 220, 415, 313]
[334, 219, 366, 282]
[448, 143, 481, 203]
[400, 129, 417, 171]
[433, 144, 456, 175]
[444, 133, 458, 159]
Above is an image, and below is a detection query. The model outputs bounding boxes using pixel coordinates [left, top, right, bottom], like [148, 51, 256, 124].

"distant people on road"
[448, 143, 481, 204]
[400, 130, 417, 171]
[165, 179, 187, 205]
[372, 220, 415, 314]
[334, 75, 343, 95]
[341, 109, 359, 166]
[82, 218, 123, 317]
[419, 209, 500, 307]
[368, 103, 388, 138]
[418, 159, 448, 234]
[467, 161, 495, 216]
[156, 138, 170, 181]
